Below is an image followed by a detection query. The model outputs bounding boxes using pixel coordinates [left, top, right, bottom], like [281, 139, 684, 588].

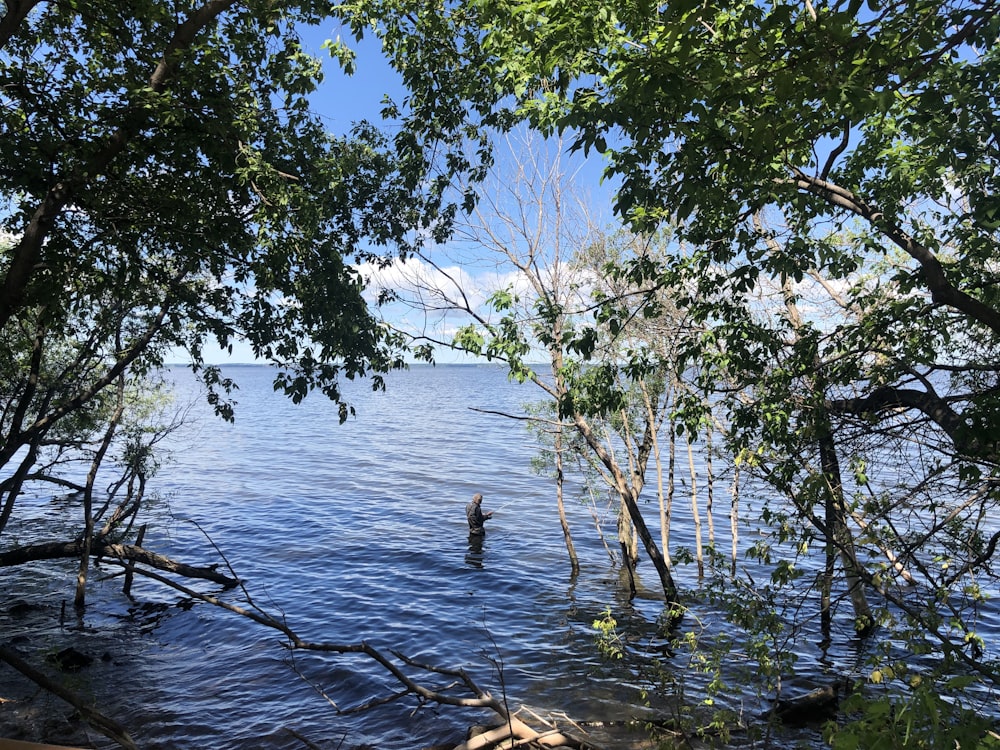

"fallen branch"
[0, 539, 238, 588]
[456, 716, 576, 750]
[115, 561, 597, 749]
[7, 545, 598, 750]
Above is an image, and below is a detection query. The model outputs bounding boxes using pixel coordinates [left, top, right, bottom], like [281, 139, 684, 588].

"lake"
[1, 363, 866, 748]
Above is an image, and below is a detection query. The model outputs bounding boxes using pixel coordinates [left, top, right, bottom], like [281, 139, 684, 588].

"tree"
[336, 0, 1000, 736]
[0, 3, 448, 741]
[369, 132, 687, 607]
[568, 227, 694, 595]
[0, 0, 453, 548]
[0, 0, 451, 423]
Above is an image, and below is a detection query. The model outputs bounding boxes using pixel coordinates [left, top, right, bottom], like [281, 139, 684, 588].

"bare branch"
[0, 540, 239, 588]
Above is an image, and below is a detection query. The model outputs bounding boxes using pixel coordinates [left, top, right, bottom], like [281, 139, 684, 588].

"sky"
[299, 23, 401, 136]
[183, 20, 619, 366]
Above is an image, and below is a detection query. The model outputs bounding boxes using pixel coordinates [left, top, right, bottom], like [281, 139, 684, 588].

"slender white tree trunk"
[730, 463, 740, 576]
[687, 437, 703, 578]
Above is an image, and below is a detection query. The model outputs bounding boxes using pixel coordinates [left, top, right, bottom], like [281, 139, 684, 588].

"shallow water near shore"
[2, 364, 880, 749]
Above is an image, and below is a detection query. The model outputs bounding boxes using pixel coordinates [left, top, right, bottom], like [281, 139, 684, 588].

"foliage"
[828, 672, 1000, 750]
[592, 607, 625, 660]
[1, 0, 448, 411]
[0, 1, 448, 536]
[338, 0, 1000, 738]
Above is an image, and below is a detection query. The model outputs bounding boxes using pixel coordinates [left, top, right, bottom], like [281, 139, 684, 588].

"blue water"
[0, 364, 869, 748]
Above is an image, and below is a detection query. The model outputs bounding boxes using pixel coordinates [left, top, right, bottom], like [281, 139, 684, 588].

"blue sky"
[299, 23, 403, 134]
[182, 26, 402, 365]
[183, 21, 620, 366]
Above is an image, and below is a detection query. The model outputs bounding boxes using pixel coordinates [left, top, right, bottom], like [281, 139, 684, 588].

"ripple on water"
[4, 366, 915, 749]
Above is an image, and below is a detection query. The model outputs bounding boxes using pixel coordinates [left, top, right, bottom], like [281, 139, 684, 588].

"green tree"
[0, 5, 445, 741]
[338, 0, 1000, 736]
[0, 0, 446, 535]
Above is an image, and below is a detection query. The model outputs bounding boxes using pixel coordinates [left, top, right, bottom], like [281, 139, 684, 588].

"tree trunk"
[647, 388, 671, 572]
[818, 428, 874, 637]
[123, 524, 146, 599]
[617, 505, 638, 597]
[554, 427, 579, 574]
[665, 421, 676, 568]
[626, 507, 639, 565]
[687, 437, 704, 578]
[821, 501, 834, 644]
[571, 414, 680, 610]
[0, 446, 36, 537]
[730, 463, 740, 577]
[766, 247, 874, 638]
[76, 373, 126, 609]
[620, 483, 679, 609]
[656, 433, 671, 572]
[705, 422, 715, 549]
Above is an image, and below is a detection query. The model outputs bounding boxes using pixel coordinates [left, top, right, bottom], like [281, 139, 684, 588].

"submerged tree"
[567, 228, 695, 596]
[368, 132, 693, 608]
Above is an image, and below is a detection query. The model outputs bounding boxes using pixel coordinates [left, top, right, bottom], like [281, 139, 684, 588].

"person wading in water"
[466, 493, 493, 535]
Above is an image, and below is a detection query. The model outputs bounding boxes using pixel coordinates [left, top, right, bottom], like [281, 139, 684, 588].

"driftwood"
[285, 642, 595, 749]
[3, 545, 675, 750]
[0, 644, 139, 750]
[0, 539, 239, 588]
[0, 537, 239, 748]
[458, 716, 577, 750]
[102, 561, 602, 749]
[762, 681, 847, 726]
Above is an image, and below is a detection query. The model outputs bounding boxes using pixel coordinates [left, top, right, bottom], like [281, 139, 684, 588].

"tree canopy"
[340, 0, 1000, 508]
[0, 0, 455, 521]
[341, 0, 1000, 550]
[340, 0, 1000, 739]
[0, 0, 446, 404]
[0, 4, 458, 741]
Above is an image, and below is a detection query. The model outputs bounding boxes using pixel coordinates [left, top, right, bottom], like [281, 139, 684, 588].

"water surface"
[0, 364, 892, 748]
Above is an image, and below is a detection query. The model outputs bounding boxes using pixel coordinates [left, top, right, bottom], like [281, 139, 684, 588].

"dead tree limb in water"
[6, 538, 601, 750]
[114, 561, 600, 750]
[0, 539, 239, 588]
[0, 644, 140, 750]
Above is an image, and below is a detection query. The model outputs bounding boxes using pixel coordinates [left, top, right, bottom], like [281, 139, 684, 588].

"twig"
[338, 688, 412, 715]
